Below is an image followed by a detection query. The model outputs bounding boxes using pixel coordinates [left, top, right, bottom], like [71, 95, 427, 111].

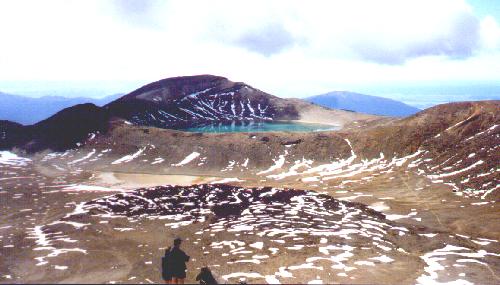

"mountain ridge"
[0, 75, 378, 151]
[105, 75, 303, 128]
[0, 92, 122, 125]
[306, 91, 421, 117]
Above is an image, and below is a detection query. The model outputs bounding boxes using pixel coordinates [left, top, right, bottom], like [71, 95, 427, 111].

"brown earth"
[1, 100, 499, 284]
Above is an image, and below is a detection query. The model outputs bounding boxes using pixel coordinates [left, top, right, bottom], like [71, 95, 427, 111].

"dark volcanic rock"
[104, 75, 300, 128]
[83, 185, 325, 218]
[81, 184, 383, 226]
[0, 120, 29, 149]
[281, 138, 303, 145]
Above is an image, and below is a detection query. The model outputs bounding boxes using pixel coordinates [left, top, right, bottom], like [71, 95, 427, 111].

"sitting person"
[195, 267, 218, 285]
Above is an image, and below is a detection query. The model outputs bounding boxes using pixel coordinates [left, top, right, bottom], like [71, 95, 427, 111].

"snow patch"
[258, 151, 288, 175]
[172, 152, 200, 166]
[0, 151, 32, 166]
[111, 147, 146, 164]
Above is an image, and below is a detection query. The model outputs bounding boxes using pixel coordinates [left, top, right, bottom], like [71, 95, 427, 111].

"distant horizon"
[1, 78, 500, 109]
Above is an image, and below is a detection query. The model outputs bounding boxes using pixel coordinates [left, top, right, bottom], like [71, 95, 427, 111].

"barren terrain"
[0, 80, 498, 284]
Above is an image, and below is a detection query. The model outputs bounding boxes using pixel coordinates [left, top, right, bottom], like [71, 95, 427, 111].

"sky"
[0, 0, 499, 98]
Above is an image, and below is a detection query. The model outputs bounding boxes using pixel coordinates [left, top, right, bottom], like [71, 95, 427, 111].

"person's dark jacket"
[166, 246, 190, 278]
[162, 247, 173, 280]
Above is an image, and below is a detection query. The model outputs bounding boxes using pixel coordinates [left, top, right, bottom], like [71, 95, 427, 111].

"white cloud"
[192, 0, 484, 64]
[480, 16, 500, 50]
[0, 0, 499, 96]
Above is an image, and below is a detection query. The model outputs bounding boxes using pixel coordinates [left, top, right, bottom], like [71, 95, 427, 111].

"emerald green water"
[179, 121, 339, 133]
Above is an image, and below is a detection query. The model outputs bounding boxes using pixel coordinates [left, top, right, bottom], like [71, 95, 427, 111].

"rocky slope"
[0, 75, 377, 152]
[1, 94, 499, 284]
[105, 75, 292, 127]
[105, 75, 375, 128]
[24, 100, 498, 200]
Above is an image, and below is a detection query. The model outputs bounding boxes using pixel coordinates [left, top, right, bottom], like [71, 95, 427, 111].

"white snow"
[114, 227, 134, 232]
[465, 124, 498, 141]
[222, 272, 264, 280]
[419, 233, 438, 238]
[49, 220, 90, 229]
[369, 255, 394, 263]
[172, 152, 200, 166]
[0, 151, 32, 166]
[249, 242, 264, 250]
[369, 202, 390, 212]
[385, 210, 418, 221]
[480, 184, 499, 199]
[62, 184, 123, 192]
[68, 149, 96, 165]
[111, 147, 146, 164]
[445, 115, 475, 132]
[417, 244, 500, 285]
[427, 160, 484, 179]
[258, 151, 288, 175]
[29, 226, 51, 247]
[302, 177, 320, 182]
[268, 158, 313, 180]
[242, 158, 249, 168]
[151, 157, 165, 165]
[265, 275, 281, 284]
[275, 267, 293, 278]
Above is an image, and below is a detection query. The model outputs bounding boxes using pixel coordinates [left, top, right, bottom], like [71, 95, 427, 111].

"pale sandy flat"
[92, 171, 219, 189]
[286, 98, 380, 127]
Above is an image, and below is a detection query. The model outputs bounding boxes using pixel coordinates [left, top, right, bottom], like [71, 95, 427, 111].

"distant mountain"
[306, 91, 421, 117]
[104, 75, 374, 128]
[0, 75, 377, 152]
[0, 92, 122, 125]
[104, 75, 300, 128]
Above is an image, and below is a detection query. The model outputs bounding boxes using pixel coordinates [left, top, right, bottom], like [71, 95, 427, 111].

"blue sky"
[468, 0, 500, 19]
[0, 0, 499, 98]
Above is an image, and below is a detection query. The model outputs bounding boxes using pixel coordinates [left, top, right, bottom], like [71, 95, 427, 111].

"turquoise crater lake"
[178, 121, 340, 133]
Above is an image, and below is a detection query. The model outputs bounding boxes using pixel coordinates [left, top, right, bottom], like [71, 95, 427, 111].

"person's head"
[174, 237, 182, 247]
